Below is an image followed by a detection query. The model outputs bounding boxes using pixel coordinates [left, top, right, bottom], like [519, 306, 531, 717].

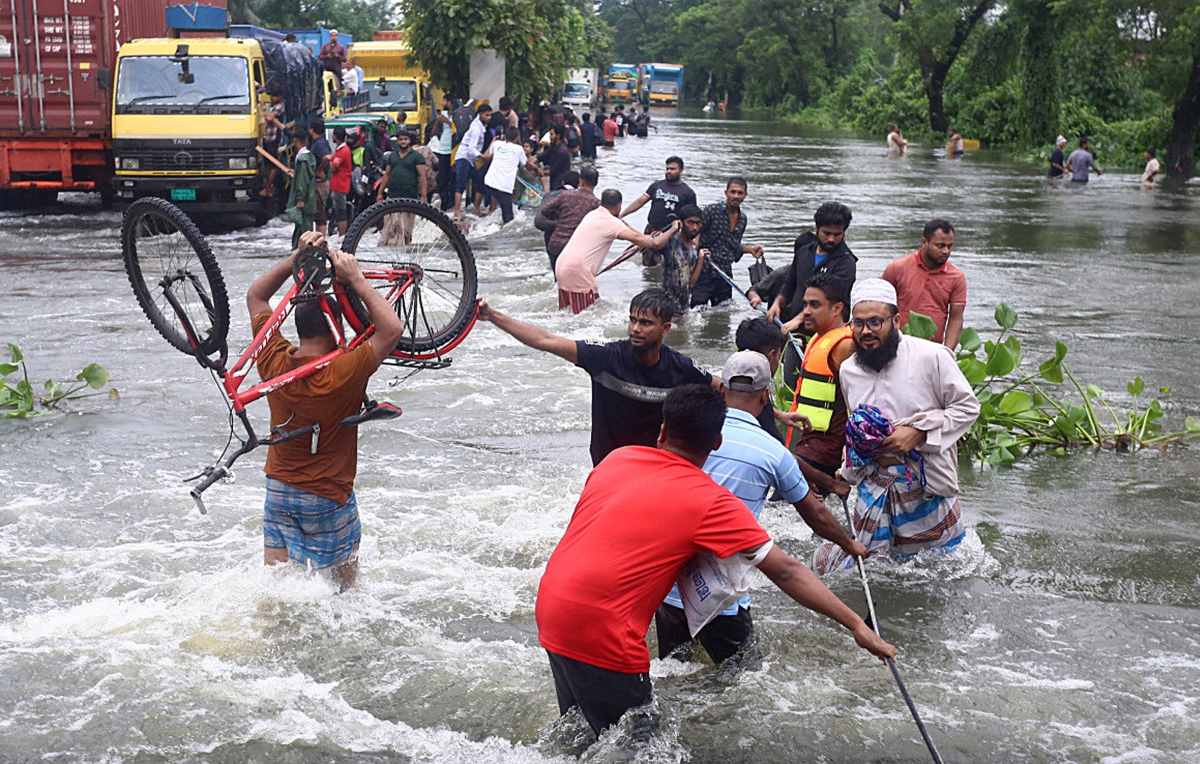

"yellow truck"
[111, 36, 276, 223]
[349, 39, 440, 140]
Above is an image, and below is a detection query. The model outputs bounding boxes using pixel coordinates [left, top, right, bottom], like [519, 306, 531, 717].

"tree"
[228, 0, 394, 44]
[1016, 0, 1058, 146]
[880, 0, 996, 133]
[1165, 31, 1200, 177]
[396, 0, 605, 104]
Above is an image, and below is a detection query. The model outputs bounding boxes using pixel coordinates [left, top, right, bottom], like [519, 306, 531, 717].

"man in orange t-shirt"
[246, 232, 403, 590]
[881, 218, 967, 348]
[535, 384, 895, 738]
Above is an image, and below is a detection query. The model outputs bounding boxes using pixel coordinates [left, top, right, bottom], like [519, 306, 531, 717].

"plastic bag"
[675, 541, 773, 636]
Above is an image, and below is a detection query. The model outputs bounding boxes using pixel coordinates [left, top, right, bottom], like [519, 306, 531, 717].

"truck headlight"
[119, 157, 139, 170]
[228, 157, 249, 170]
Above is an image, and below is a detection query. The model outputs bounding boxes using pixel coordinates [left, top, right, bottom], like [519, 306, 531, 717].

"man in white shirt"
[814, 278, 980, 573]
[453, 102, 492, 221]
[482, 127, 533, 225]
[340, 60, 360, 95]
[1141, 148, 1160, 185]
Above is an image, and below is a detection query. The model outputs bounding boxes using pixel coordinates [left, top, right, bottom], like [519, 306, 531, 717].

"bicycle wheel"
[341, 198, 477, 353]
[122, 198, 230, 357]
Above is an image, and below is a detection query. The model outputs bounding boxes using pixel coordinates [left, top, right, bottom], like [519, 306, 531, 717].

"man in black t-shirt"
[620, 156, 696, 265]
[477, 289, 713, 465]
[1048, 135, 1068, 178]
[538, 126, 573, 191]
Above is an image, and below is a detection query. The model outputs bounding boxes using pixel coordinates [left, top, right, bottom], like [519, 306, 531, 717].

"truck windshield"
[611, 80, 633, 91]
[116, 56, 250, 114]
[651, 81, 678, 94]
[563, 82, 590, 98]
[365, 80, 418, 110]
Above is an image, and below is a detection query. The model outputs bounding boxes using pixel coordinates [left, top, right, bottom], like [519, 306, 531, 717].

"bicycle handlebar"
[189, 465, 228, 515]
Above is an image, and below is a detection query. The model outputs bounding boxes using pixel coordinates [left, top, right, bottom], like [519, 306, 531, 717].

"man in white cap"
[814, 278, 980, 573]
[654, 351, 868, 666]
[1048, 135, 1069, 178]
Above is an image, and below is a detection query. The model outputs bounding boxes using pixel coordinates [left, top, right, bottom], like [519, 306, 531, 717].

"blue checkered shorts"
[263, 478, 361, 569]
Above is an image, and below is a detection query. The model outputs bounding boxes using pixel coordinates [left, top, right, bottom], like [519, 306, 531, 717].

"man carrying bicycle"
[246, 232, 403, 590]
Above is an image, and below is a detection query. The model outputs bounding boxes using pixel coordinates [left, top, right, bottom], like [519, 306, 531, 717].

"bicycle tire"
[340, 198, 477, 353]
[122, 198, 230, 357]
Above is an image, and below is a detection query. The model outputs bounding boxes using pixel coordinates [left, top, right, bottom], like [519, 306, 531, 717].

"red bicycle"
[122, 197, 479, 513]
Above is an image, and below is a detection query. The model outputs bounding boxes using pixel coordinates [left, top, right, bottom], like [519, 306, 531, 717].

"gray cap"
[723, 351, 772, 392]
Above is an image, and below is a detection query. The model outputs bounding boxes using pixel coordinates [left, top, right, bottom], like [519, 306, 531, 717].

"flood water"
[2, 113, 1199, 763]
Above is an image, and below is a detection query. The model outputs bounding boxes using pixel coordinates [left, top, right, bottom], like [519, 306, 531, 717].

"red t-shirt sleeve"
[950, 271, 968, 305]
[881, 258, 899, 287]
[693, 486, 771, 559]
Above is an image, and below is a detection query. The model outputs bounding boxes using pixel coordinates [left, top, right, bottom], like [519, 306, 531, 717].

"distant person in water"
[886, 123, 908, 158]
[1048, 135, 1068, 178]
[946, 129, 965, 158]
[1066, 136, 1103, 183]
[1141, 148, 1160, 186]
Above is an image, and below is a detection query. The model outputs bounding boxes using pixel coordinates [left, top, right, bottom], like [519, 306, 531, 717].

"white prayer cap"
[850, 278, 897, 310]
[1056, 135, 1067, 146]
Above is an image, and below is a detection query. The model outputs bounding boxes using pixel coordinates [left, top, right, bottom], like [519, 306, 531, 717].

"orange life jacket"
[786, 325, 853, 445]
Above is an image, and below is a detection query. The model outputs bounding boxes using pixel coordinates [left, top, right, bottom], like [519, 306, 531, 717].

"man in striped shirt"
[655, 350, 868, 664]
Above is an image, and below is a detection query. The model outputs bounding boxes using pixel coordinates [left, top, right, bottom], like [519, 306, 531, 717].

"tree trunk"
[1165, 44, 1200, 179]
[925, 71, 947, 133]
[1018, 0, 1058, 147]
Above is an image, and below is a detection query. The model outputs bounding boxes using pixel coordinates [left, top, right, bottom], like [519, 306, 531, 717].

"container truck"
[0, 0, 209, 209]
[604, 64, 637, 104]
[639, 63, 684, 106]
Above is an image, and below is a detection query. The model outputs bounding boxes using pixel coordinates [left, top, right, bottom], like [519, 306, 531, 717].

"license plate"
[170, 188, 197, 202]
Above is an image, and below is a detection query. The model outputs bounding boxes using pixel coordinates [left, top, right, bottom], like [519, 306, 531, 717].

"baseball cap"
[723, 351, 772, 392]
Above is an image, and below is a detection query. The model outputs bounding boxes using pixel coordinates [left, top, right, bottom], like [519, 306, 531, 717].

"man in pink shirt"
[554, 189, 674, 313]
[881, 218, 967, 348]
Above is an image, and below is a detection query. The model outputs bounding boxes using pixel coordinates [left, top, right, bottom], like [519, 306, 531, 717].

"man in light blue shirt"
[655, 350, 868, 664]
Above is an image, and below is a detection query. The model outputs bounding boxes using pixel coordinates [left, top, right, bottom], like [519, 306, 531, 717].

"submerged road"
[1, 113, 1199, 762]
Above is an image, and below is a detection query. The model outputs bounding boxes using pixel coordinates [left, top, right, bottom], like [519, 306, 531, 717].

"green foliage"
[942, 307, 1198, 464]
[1, 344, 117, 418]
[229, 0, 394, 45]
[397, 0, 608, 104]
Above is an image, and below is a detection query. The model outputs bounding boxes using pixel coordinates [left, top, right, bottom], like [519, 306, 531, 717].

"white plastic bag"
[675, 541, 772, 636]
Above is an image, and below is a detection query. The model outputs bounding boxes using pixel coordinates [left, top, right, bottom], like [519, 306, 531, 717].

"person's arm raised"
[330, 249, 403, 366]
[247, 232, 322, 316]
[476, 299, 578, 364]
[619, 192, 651, 219]
[755, 545, 894, 659]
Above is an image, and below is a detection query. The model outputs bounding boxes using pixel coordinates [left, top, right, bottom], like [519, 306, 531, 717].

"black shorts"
[546, 651, 652, 737]
[689, 274, 733, 307]
[654, 602, 753, 665]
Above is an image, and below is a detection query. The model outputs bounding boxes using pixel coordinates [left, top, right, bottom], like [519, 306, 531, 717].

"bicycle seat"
[339, 401, 402, 427]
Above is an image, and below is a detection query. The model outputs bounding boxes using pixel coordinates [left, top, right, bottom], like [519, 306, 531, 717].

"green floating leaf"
[994, 303, 1018, 330]
[0, 362, 18, 376]
[1039, 356, 1063, 384]
[958, 327, 982, 352]
[1185, 416, 1200, 433]
[1126, 376, 1144, 397]
[1159, 386, 1170, 395]
[905, 310, 938, 341]
[997, 390, 1035, 415]
[1053, 340, 1067, 362]
[959, 357, 988, 386]
[7, 343, 23, 363]
[1146, 399, 1164, 421]
[986, 344, 1016, 377]
[76, 363, 109, 390]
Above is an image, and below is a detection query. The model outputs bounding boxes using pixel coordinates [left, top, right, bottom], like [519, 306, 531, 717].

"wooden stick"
[256, 145, 294, 177]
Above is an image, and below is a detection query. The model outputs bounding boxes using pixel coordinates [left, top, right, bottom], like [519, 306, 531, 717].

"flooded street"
[2, 113, 1199, 763]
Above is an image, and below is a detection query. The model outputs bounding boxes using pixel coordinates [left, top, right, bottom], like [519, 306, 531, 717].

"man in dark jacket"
[767, 201, 857, 386]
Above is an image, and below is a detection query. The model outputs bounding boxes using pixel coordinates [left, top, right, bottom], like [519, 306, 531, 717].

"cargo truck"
[349, 37, 439, 141]
[605, 63, 637, 104]
[111, 6, 325, 223]
[0, 0, 202, 209]
[561, 68, 597, 110]
[639, 63, 684, 106]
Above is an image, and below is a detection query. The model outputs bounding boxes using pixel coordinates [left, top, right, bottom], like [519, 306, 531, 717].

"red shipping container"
[0, 0, 226, 196]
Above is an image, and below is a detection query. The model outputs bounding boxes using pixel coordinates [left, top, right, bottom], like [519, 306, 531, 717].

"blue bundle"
[844, 404, 925, 486]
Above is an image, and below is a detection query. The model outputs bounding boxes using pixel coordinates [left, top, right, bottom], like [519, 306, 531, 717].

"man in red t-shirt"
[881, 218, 968, 348]
[329, 127, 353, 236]
[535, 384, 895, 738]
[601, 113, 618, 148]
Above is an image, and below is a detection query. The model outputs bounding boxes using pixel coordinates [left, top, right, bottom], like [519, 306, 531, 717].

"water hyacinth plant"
[1, 343, 116, 418]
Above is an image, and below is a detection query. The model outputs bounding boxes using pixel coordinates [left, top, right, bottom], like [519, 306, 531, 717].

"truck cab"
[111, 37, 271, 221]
[349, 40, 438, 141]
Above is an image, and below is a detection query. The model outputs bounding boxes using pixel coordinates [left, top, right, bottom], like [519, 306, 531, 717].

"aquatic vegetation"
[0, 343, 116, 418]
[905, 307, 1200, 465]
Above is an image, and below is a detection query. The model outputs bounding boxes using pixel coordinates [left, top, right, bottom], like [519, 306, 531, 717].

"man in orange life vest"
[788, 272, 855, 498]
